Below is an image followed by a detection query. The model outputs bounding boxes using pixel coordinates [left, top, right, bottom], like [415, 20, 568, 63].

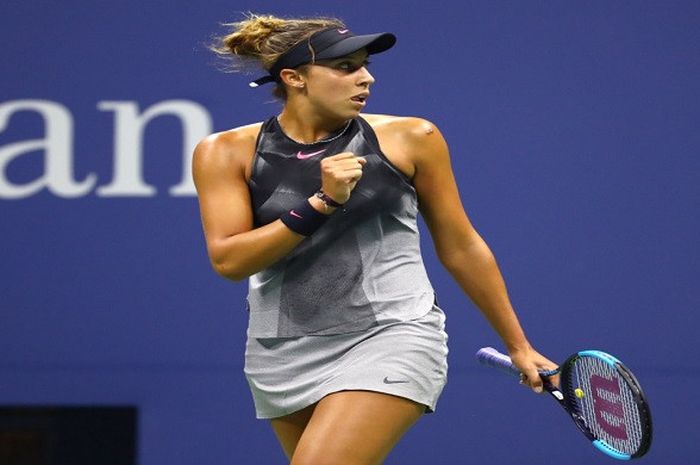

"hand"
[509, 347, 559, 394]
[319, 152, 367, 204]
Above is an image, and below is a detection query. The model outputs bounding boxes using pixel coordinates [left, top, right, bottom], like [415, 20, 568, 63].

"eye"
[336, 62, 358, 71]
[336, 60, 371, 72]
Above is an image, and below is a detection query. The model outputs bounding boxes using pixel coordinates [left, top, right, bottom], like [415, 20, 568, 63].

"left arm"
[403, 118, 556, 392]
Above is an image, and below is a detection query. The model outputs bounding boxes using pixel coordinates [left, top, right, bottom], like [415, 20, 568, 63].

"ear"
[279, 69, 306, 89]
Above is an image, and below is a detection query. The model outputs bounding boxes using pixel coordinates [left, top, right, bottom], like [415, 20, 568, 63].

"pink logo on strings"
[296, 149, 326, 160]
[590, 374, 628, 440]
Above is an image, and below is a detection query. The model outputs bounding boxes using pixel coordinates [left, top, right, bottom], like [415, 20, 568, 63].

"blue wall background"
[2, 1, 698, 463]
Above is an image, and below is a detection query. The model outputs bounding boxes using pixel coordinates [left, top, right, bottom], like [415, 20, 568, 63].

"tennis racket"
[476, 347, 652, 460]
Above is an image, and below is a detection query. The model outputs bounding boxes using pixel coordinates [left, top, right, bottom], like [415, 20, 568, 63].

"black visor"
[249, 28, 396, 87]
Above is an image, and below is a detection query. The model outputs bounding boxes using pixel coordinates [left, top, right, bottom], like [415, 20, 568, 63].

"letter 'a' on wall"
[0, 100, 97, 199]
[0, 99, 212, 199]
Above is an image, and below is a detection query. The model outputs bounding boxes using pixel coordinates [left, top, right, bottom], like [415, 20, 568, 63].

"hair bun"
[210, 13, 345, 98]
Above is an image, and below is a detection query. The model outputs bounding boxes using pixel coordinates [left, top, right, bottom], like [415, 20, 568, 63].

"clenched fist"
[319, 152, 367, 204]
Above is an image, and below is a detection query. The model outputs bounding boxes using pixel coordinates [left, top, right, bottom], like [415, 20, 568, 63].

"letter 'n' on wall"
[96, 100, 212, 197]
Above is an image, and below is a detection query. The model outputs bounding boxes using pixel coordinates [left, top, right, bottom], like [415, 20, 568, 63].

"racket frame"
[475, 347, 652, 460]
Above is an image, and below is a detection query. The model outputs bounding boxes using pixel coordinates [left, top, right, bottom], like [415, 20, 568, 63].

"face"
[300, 49, 375, 119]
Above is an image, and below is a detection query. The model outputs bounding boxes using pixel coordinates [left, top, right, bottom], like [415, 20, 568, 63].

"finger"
[325, 152, 356, 161]
[326, 163, 363, 178]
[322, 164, 363, 183]
[546, 372, 561, 389]
[537, 359, 560, 388]
[524, 369, 543, 394]
[332, 161, 365, 174]
[329, 161, 365, 177]
[334, 156, 365, 166]
[343, 169, 364, 183]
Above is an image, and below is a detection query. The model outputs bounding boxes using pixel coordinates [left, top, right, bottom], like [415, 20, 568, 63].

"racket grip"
[476, 347, 520, 377]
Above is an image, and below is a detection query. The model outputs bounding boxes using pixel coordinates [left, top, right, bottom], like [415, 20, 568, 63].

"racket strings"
[571, 357, 644, 455]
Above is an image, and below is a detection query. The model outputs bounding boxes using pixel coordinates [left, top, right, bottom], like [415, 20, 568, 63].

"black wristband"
[280, 200, 329, 236]
[315, 190, 345, 208]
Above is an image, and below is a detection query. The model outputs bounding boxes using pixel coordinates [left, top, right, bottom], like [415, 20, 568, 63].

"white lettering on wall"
[97, 100, 212, 197]
[0, 100, 97, 199]
[0, 99, 213, 199]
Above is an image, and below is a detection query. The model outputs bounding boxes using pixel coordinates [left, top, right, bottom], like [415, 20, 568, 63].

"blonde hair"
[211, 13, 345, 98]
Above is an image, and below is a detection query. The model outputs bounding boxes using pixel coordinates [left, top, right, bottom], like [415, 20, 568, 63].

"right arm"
[193, 129, 304, 281]
[193, 129, 365, 281]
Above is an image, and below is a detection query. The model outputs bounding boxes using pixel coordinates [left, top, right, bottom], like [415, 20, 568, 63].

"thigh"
[270, 403, 317, 461]
[291, 391, 425, 465]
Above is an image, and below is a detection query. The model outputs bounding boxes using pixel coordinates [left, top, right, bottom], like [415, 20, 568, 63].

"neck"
[277, 102, 350, 145]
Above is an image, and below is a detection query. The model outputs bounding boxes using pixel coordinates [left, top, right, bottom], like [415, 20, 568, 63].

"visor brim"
[315, 32, 396, 61]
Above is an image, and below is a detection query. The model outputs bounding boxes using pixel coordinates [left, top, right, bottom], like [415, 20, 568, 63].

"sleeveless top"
[246, 116, 435, 338]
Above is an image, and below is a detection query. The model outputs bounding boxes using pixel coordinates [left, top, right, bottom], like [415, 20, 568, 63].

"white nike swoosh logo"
[296, 149, 326, 160]
[383, 376, 410, 384]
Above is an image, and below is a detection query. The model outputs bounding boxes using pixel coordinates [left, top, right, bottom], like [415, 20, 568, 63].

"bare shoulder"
[361, 113, 440, 138]
[194, 122, 262, 161]
[193, 122, 263, 181]
[361, 114, 448, 173]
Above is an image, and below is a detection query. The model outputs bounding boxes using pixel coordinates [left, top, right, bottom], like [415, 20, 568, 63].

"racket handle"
[476, 347, 521, 377]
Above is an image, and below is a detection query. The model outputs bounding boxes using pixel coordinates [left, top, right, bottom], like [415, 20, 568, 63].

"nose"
[357, 66, 375, 87]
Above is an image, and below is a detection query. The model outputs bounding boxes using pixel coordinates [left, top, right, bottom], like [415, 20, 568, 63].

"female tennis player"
[194, 13, 557, 465]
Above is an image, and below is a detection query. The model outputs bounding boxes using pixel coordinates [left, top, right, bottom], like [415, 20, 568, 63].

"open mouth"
[351, 94, 368, 104]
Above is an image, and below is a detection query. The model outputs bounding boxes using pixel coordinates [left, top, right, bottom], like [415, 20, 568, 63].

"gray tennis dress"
[244, 116, 448, 419]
